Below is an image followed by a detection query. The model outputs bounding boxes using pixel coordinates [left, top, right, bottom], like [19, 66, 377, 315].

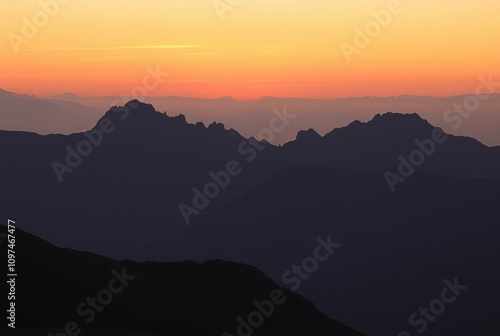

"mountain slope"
[146, 165, 500, 336]
[283, 112, 500, 181]
[0, 225, 365, 336]
[0, 100, 282, 254]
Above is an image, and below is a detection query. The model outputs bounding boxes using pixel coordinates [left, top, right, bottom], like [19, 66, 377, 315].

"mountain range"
[1, 100, 500, 335]
[2, 88, 500, 146]
[0, 88, 101, 135]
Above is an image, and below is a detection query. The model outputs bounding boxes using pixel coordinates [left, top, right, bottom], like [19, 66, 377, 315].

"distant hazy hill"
[0, 89, 102, 135]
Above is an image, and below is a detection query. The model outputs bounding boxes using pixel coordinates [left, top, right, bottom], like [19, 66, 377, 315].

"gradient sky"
[0, 0, 499, 99]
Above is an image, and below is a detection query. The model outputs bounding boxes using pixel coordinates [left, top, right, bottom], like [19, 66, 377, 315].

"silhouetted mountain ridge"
[98, 100, 240, 140]
[0, 225, 365, 336]
[0, 100, 283, 253]
[283, 111, 500, 179]
[1, 101, 500, 255]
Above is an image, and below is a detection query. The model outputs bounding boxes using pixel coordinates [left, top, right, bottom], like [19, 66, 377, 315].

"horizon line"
[2, 88, 498, 102]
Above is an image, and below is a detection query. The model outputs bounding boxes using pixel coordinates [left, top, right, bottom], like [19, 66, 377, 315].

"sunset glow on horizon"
[1, 0, 499, 99]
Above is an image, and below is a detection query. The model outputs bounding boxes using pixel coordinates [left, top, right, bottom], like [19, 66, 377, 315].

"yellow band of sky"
[0, 0, 499, 99]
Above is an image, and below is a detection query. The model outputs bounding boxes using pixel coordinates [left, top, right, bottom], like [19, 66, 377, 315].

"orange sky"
[0, 0, 499, 99]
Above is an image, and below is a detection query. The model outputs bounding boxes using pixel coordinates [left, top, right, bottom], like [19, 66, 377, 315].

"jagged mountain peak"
[208, 121, 226, 130]
[324, 112, 433, 139]
[296, 128, 321, 141]
[372, 111, 425, 122]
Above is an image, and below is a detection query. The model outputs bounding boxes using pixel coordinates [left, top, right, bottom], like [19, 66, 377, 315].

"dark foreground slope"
[0, 225, 364, 336]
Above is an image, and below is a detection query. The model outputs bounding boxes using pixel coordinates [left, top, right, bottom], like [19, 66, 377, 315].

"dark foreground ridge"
[0, 225, 365, 336]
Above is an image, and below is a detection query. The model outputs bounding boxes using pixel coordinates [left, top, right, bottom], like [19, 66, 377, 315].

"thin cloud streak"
[27, 45, 208, 52]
